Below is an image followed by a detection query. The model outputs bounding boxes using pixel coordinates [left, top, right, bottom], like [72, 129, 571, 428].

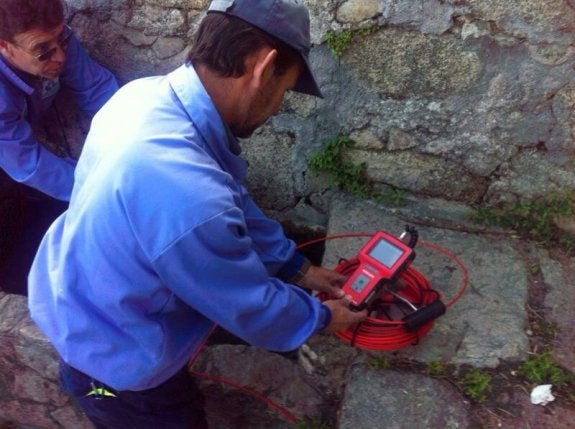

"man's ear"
[250, 48, 278, 89]
[0, 39, 10, 54]
[0, 39, 16, 59]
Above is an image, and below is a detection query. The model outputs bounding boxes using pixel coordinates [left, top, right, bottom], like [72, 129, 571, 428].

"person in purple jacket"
[0, 0, 118, 295]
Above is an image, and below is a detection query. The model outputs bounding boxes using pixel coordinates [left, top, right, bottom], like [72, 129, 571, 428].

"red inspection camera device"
[342, 231, 416, 311]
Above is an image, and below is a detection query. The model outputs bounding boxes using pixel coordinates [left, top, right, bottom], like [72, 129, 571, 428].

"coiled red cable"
[298, 232, 468, 352]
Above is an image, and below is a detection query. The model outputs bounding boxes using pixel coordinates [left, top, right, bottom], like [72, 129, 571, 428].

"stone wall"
[58, 0, 574, 216]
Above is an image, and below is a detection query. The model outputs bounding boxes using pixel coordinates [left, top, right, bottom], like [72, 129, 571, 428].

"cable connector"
[399, 225, 418, 248]
[402, 300, 446, 332]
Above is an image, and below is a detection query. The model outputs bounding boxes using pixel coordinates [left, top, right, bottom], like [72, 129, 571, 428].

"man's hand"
[293, 264, 367, 332]
[295, 265, 346, 298]
[322, 296, 368, 332]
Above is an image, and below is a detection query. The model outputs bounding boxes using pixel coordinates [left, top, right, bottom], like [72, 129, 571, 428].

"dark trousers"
[0, 173, 67, 296]
[59, 360, 208, 429]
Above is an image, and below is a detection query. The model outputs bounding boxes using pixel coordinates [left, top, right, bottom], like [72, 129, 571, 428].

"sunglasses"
[16, 25, 72, 62]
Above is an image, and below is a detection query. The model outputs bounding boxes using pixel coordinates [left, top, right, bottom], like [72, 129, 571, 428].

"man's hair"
[187, 13, 303, 78]
[0, 0, 64, 42]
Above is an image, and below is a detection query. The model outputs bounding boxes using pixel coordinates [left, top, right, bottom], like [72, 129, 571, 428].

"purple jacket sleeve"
[0, 91, 76, 200]
[60, 34, 119, 117]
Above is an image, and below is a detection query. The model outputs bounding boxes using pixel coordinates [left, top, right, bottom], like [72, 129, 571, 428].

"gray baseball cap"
[208, 0, 323, 98]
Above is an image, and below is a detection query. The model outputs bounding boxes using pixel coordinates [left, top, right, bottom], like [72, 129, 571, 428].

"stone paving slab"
[192, 344, 326, 428]
[323, 195, 530, 367]
[538, 249, 575, 373]
[339, 364, 471, 429]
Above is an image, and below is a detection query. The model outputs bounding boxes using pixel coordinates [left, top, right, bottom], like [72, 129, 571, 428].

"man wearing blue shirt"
[29, 0, 367, 427]
[0, 0, 118, 295]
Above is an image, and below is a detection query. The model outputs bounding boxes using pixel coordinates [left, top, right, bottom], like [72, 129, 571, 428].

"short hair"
[0, 0, 64, 42]
[187, 13, 303, 78]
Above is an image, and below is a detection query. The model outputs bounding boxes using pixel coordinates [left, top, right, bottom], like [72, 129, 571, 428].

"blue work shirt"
[0, 32, 118, 200]
[29, 63, 331, 391]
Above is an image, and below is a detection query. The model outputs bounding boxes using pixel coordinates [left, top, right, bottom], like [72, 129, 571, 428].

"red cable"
[419, 239, 468, 308]
[188, 326, 299, 425]
[297, 231, 468, 351]
[188, 369, 298, 424]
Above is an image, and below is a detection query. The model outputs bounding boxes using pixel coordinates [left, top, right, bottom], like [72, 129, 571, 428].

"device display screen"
[351, 273, 371, 293]
[368, 239, 404, 268]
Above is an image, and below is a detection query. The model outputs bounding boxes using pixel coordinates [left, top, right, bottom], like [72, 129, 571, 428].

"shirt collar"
[167, 63, 247, 180]
[0, 54, 36, 95]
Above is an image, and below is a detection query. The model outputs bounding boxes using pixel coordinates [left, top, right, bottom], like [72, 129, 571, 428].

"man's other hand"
[322, 295, 368, 333]
[296, 265, 346, 298]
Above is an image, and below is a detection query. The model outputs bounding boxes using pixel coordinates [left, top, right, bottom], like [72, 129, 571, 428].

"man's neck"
[1, 53, 43, 87]
[195, 63, 247, 127]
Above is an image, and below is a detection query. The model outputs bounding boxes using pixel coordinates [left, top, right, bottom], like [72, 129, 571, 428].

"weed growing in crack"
[519, 351, 572, 387]
[309, 135, 405, 206]
[367, 356, 393, 370]
[325, 29, 354, 58]
[297, 417, 333, 429]
[462, 368, 491, 403]
[468, 191, 575, 252]
[535, 321, 558, 342]
[426, 360, 447, 377]
[324, 26, 380, 58]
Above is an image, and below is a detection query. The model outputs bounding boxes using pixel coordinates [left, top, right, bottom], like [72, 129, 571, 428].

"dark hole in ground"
[280, 220, 326, 267]
[0, 176, 68, 296]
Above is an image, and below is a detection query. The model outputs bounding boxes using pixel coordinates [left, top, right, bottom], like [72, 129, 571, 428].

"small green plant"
[468, 191, 575, 248]
[309, 135, 371, 197]
[325, 29, 354, 58]
[367, 356, 393, 369]
[324, 26, 380, 58]
[519, 351, 571, 386]
[462, 369, 491, 403]
[528, 264, 541, 275]
[297, 417, 333, 429]
[558, 233, 575, 251]
[426, 360, 447, 377]
[376, 187, 406, 206]
[309, 135, 405, 206]
[536, 321, 558, 341]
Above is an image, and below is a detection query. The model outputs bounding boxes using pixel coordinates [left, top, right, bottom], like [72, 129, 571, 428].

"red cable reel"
[313, 228, 466, 352]
[331, 256, 442, 351]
